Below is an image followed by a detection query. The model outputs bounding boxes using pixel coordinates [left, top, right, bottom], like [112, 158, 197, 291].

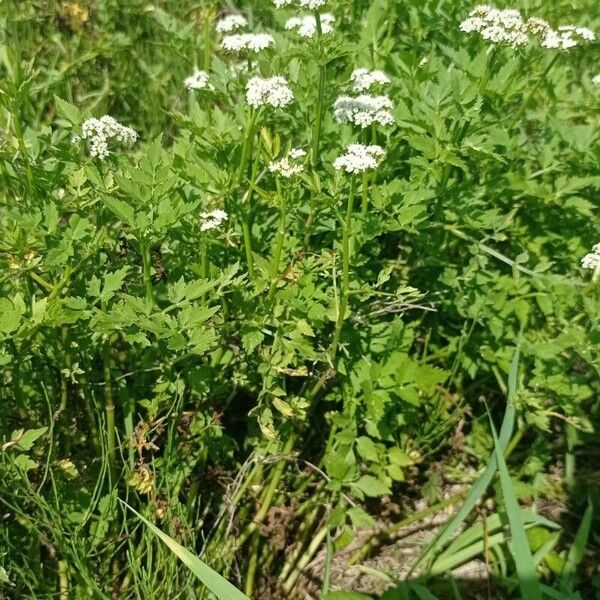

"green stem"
[510, 52, 559, 127]
[102, 335, 116, 486]
[237, 109, 259, 280]
[360, 170, 369, 216]
[244, 532, 260, 597]
[282, 524, 328, 594]
[202, 10, 213, 71]
[141, 239, 154, 306]
[236, 432, 297, 548]
[438, 46, 498, 194]
[242, 219, 255, 281]
[11, 110, 34, 196]
[236, 109, 258, 188]
[330, 176, 356, 361]
[267, 182, 286, 302]
[200, 237, 209, 280]
[311, 11, 326, 168]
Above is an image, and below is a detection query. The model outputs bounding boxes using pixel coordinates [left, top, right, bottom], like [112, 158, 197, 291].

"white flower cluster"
[72, 116, 137, 159]
[581, 244, 600, 273]
[268, 148, 306, 177]
[184, 69, 214, 91]
[460, 6, 596, 50]
[539, 24, 596, 50]
[351, 68, 390, 92]
[333, 144, 385, 174]
[215, 14, 248, 33]
[593, 74, 600, 85]
[459, 6, 529, 47]
[274, 0, 327, 9]
[285, 13, 335, 37]
[221, 33, 275, 53]
[200, 209, 228, 232]
[333, 95, 395, 128]
[246, 76, 294, 108]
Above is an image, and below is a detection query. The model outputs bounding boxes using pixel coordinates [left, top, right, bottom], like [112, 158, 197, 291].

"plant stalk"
[330, 175, 356, 360]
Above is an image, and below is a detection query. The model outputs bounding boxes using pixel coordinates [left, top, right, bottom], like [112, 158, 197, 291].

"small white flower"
[592, 74, 600, 85]
[269, 148, 306, 177]
[333, 144, 385, 174]
[333, 95, 395, 128]
[274, 0, 327, 8]
[74, 115, 137, 159]
[221, 33, 275, 53]
[460, 6, 529, 47]
[200, 209, 228, 232]
[184, 69, 214, 91]
[540, 24, 595, 49]
[246, 76, 294, 108]
[350, 68, 391, 92]
[581, 243, 600, 273]
[285, 13, 335, 37]
[215, 14, 248, 33]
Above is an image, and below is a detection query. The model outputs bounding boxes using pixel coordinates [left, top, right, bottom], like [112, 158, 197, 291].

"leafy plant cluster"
[1, 0, 600, 598]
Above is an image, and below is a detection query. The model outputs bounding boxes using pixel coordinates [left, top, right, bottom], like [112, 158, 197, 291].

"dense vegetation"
[1, 0, 600, 598]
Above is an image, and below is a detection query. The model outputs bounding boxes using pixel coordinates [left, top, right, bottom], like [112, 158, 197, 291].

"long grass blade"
[560, 501, 593, 592]
[411, 347, 520, 573]
[121, 501, 250, 600]
[490, 417, 542, 600]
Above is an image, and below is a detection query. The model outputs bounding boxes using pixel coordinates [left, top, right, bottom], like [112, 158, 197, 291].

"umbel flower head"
[333, 144, 385, 174]
[274, 0, 327, 9]
[538, 24, 596, 50]
[72, 116, 137, 159]
[581, 244, 600, 274]
[215, 14, 248, 33]
[184, 69, 214, 91]
[351, 68, 390, 92]
[285, 14, 335, 38]
[269, 148, 306, 177]
[593, 74, 600, 85]
[221, 33, 275, 53]
[200, 209, 228, 232]
[333, 95, 395, 128]
[459, 5, 529, 47]
[246, 76, 294, 108]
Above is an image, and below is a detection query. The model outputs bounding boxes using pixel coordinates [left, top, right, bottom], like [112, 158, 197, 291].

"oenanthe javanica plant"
[1, 0, 599, 597]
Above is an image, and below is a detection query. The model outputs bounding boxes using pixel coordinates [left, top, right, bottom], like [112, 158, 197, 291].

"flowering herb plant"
[0, 0, 599, 598]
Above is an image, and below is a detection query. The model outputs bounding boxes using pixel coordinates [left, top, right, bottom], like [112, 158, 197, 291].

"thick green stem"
[267, 184, 286, 302]
[330, 176, 356, 361]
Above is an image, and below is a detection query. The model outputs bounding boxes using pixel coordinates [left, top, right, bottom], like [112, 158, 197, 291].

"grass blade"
[412, 347, 521, 573]
[560, 501, 593, 592]
[490, 416, 542, 600]
[121, 501, 250, 600]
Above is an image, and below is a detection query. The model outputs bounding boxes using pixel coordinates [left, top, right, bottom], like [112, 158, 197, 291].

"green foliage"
[1, 0, 599, 598]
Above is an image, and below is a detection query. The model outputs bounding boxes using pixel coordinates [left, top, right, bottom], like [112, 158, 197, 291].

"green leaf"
[15, 427, 48, 451]
[55, 96, 81, 125]
[353, 475, 390, 498]
[122, 501, 250, 600]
